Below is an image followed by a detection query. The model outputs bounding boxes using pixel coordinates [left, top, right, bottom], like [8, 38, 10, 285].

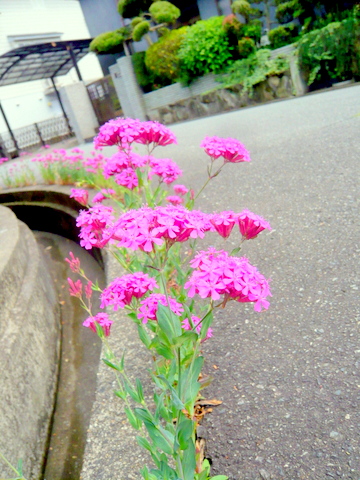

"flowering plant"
[67, 118, 272, 480]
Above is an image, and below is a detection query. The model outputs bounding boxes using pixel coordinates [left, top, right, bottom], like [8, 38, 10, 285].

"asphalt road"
[158, 85, 360, 480]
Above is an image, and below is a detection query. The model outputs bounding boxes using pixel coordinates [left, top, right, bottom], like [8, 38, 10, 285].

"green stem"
[0, 452, 23, 477]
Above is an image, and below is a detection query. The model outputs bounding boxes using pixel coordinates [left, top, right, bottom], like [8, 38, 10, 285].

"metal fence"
[87, 75, 123, 126]
[0, 115, 74, 157]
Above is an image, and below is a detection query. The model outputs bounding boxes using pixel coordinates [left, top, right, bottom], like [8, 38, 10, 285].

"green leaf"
[138, 324, 152, 348]
[143, 420, 174, 455]
[124, 377, 141, 403]
[172, 331, 198, 348]
[114, 389, 126, 400]
[157, 374, 185, 410]
[102, 358, 121, 371]
[183, 356, 204, 409]
[136, 435, 153, 453]
[176, 416, 194, 450]
[125, 406, 142, 430]
[136, 378, 145, 404]
[230, 246, 241, 256]
[134, 408, 155, 424]
[182, 439, 196, 480]
[210, 476, 229, 480]
[157, 303, 182, 340]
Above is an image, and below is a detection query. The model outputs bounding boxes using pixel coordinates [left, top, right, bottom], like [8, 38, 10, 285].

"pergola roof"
[0, 39, 92, 86]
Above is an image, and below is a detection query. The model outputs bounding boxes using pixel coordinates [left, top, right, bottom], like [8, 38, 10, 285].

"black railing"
[0, 115, 74, 157]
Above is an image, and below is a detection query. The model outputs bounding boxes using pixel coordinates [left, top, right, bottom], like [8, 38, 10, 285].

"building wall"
[0, 0, 103, 132]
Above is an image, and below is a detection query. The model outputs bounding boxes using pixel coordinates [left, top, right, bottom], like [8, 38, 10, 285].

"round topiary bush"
[149, 1, 180, 24]
[178, 16, 236, 84]
[145, 27, 188, 83]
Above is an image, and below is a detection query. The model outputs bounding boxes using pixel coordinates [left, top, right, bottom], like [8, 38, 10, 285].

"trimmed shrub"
[132, 20, 150, 42]
[268, 24, 298, 49]
[178, 16, 236, 84]
[297, 16, 360, 85]
[90, 30, 126, 54]
[238, 37, 256, 58]
[149, 1, 180, 24]
[145, 27, 188, 83]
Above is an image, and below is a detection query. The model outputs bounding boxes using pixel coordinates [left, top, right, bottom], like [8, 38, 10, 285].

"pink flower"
[115, 168, 138, 189]
[100, 272, 158, 311]
[166, 195, 183, 205]
[210, 211, 237, 239]
[237, 209, 271, 240]
[135, 121, 177, 147]
[85, 281, 93, 299]
[76, 205, 114, 250]
[93, 117, 142, 149]
[70, 188, 89, 206]
[185, 248, 271, 312]
[200, 136, 251, 163]
[65, 251, 81, 273]
[67, 278, 82, 298]
[173, 184, 189, 195]
[149, 158, 182, 184]
[83, 312, 113, 336]
[138, 293, 183, 324]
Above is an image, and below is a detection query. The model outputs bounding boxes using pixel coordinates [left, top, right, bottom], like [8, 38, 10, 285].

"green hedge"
[145, 27, 188, 84]
[178, 16, 236, 85]
[297, 16, 360, 85]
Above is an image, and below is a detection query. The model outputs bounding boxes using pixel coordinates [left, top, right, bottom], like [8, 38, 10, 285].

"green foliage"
[178, 16, 236, 85]
[145, 27, 188, 83]
[268, 24, 298, 49]
[241, 19, 262, 43]
[132, 20, 150, 41]
[149, 1, 180, 24]
[238, 37, 256, 58]
[118, 0, 152, 18]
[222, 14, 244, 41]
[89, 30, 127, 54]
[219, 49, 290, 95]
[132, 51, 155, 92]
[131, 16, 144, 28]
[297, 17, 360, 85]
[232, 0, 252, 21]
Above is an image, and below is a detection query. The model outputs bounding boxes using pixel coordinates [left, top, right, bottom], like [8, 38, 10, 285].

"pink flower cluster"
[149, 157, 182, 185]
[65, 251, 81, 273]
[111, 205, 214, 252]
[100, 272, 158, 311]
[102, 151, 182, 189]
[210, 209, 271, 240]
[185, 248, 271, 312]
[138, 293, 183, 324]
[94, 117, 177, 149]
[76, 204, 114, 250]
[70, 188, 89, 206]
[200, 136, 251, 163]
[182, 315, 213, 341]
[0, 157, 9, 165]
[83, 312, 113, 337]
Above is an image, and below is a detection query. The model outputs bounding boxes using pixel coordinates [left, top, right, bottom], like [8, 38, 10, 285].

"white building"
[0, 0, 103, 132]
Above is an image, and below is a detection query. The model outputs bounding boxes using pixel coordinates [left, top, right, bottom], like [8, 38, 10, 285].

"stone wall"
[0, 205, 61, 479]
[147, 73, 294, 125]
